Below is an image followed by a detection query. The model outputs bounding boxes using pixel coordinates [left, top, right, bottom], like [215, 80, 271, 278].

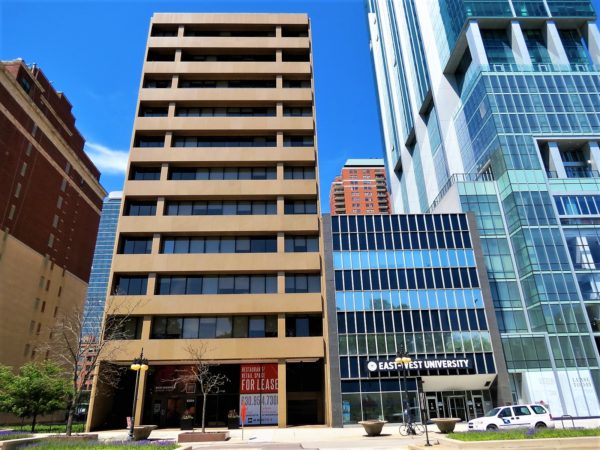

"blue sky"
[2, 0, 599, 211]
[0, 0, 384, 211]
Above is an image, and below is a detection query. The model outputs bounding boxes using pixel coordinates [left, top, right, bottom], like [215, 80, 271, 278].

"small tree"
[44, 297, 143, 435]
[0, 361, 70, 432]
[170, 343, 229, 433]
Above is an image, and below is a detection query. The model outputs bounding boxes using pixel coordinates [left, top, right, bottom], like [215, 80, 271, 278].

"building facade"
[87, 13, 330, 430]
[0, 60, 105, 369]
[368, 0, 600, 416]
[329, 159, 391, 215]
[324, 213, 510, 425]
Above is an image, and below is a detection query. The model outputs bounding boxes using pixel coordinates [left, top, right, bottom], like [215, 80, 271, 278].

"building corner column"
[545, 21, 570, 66]
[586, 21, 600, 66]
[510, 21, 532, 66]
[278, 359, 287, 427]
[465, 20, 489, 67]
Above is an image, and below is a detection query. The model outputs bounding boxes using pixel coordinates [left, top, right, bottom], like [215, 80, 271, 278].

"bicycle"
[399, 421, 425, 436]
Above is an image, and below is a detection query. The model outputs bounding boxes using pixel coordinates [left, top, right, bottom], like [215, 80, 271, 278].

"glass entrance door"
[426, 397, 438, 419]
[472, 395, 485, 418]
[446, 396, 467, 421]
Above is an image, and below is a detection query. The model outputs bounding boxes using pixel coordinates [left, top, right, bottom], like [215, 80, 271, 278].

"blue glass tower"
[82, 192, 122, 339]
[368, 0, 600, 416]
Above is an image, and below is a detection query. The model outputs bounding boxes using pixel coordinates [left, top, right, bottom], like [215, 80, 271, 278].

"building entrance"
[426, 396, 438, 419]
[447, 396, 467, 421]
[472, 395, 485, 418]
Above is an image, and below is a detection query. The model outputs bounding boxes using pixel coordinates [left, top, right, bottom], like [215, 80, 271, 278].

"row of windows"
[555, 195, 600, 216]
[333, 249, 476, 270]
[335, 268, 480, 291]
[150, 24, 308, 38]
[339, 331, 493, 357]
[142, 78, 311, 89]
[164, 200, 277, 216]
[129, 166, 317, 181]
[335, 289, 484, 312]
[119, 235, 319, 254]
[337, 309, 488, 334]
[332, 231, 473, 251]
[332, 214, 469, 233]
[151, 315, 278, 339]
[113, 274, 321, 295]
[175, 106, 275, 117]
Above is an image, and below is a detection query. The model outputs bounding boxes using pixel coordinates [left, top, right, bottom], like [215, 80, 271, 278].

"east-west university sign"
[366, 358, 472, 372]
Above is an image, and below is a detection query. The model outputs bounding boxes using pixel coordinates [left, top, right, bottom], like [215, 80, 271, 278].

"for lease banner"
[240, 363, 278, 425]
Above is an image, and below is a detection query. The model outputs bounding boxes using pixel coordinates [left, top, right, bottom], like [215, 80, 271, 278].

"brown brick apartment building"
[0, 60, 105, 369]
[87, 13, 332, 430]
[329, 159, 391, 214]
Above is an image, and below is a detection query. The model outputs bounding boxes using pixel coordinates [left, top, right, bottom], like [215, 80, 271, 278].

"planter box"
[227, 417, 240, 429]
[431, 418, 461, 433]
[178, 431, 229, 443]
[0, 437, 42, 450]
[180, 419, 194, 431]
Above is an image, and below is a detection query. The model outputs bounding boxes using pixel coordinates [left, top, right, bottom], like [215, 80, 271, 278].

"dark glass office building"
[324, 213, 510, 425]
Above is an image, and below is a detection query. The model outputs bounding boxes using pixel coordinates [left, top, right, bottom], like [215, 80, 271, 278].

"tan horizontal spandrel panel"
[135, 116, 314, 132]
[111, 252, 321, 274]
[147, 36, 310, 49]
[102, 337, 324, 363]
[106, 293, 323, 315]
[128, 147, 316, 164]
[151, 13, 309, 25]
[118, 215, 320, 234]
[139, 88, 313, 103]
[124, 179, 317, 198]
[144, 61, 311, 75]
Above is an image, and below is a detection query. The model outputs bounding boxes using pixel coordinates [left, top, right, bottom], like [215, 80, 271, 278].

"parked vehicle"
[468, 404, 555, 431]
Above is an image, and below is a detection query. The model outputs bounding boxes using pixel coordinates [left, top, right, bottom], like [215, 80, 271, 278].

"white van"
[467, 404, 555, 431]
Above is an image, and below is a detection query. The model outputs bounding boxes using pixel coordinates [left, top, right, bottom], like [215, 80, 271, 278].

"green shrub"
[449, 428, 600, 441]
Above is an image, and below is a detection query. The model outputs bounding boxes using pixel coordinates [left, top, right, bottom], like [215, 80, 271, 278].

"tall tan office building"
[87, 13, 331, 430]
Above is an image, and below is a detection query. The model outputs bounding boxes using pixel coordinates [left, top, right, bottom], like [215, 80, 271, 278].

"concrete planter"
[431, 418, 461, 433]
[0, 437, 42, 450]
[359, 420, 388, 436]
[132, 425, 157, 440]
[177, 431, 229, 443]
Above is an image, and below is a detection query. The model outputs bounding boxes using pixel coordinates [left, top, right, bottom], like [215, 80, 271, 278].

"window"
[285, 315, 322, 337]
[19, 76, 31, 93]
[181, 52, 276, 62]
[114, 276, 148, 295]
[172, 135, 276, 147]
[125, 201, 156, 216]
[283, 107, 312, 117]
[170, 167, 276, 180]
[156, 275, 277, 295]
[512, 406, 531, 416]
[284, 200, 317, 214]
[106, 317, 143, 339]
[135, 136, 165, 148]
[178, 79, 276, 88]
[165, 200, 276, 216]
[130, 166, 161, 180]
[176, 106, 275, 117]
[162, 236, 276, 254]
[284, 167, 316, 179]
[285, 274, 321, 293]
[283, 135, 314, 147]
[120, 237, 153, 254]
[285, 236, 319, 252]
[139, 107, 168, 117]
[146, 50, 175, 62]
[41, 301, 46, 313]
[498, 408, 512, 418]
[143, 78, 171, 88]
[283, 79, 311, 88]
[151, 315, 277, 339]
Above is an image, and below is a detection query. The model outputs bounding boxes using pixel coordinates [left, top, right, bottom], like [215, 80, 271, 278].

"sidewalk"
[93, 418, 600, 450]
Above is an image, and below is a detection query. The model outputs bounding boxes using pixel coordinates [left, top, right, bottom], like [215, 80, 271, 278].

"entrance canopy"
[420, 374, 496, 392]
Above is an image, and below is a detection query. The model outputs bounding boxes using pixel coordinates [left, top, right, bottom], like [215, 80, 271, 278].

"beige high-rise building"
[87, 13, 331, 430]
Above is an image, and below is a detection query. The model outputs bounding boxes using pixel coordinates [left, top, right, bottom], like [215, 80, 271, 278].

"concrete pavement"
[92, 418, 600, 450]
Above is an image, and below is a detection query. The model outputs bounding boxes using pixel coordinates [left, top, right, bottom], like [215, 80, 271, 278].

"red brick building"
[329, 159, 390, 215]
[0, 59, 106, 369]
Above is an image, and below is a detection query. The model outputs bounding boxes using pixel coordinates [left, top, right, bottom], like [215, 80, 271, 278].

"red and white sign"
[240, 364, 278, 425]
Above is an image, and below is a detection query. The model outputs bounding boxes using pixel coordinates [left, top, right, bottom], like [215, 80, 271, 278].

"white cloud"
[84, 142, 128, 175]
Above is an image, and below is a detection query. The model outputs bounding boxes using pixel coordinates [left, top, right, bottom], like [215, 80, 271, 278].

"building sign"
[366, 358, 472, 372]
[239, 364, 278, 425]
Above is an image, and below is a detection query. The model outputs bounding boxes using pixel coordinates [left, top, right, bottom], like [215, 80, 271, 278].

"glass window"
[216, 317, 232, 338]
[233, 316, 248, 338]
[199, 317, 217, 338]
[182, 318, 199, 339]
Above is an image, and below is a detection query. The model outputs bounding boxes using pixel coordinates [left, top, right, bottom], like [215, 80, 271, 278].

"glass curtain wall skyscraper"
[368, 0, 600, 416]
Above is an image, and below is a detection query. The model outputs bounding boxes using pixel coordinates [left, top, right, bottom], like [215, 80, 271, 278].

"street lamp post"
[395, 346, 413, 434]
[128, 349, 149, 441]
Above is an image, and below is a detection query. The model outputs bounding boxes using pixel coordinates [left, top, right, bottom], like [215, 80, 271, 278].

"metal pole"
[421, 383, 431, 446]
[128, 369, 140, 440]
[403, 363, 414, 435]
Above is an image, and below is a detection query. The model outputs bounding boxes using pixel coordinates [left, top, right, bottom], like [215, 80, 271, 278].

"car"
[468, 404, 555, 431]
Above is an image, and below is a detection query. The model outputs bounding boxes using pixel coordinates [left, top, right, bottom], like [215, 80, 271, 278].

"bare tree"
[43, 296, 144, 436]
[168, 343, 229, 433]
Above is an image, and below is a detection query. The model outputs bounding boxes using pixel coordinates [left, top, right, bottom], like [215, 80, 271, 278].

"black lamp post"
[395, 345, 414, 434]
[128, 349, 149, 441]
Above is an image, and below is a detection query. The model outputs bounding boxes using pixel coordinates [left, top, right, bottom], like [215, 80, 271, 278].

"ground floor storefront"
[87, 359, 326, 430]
